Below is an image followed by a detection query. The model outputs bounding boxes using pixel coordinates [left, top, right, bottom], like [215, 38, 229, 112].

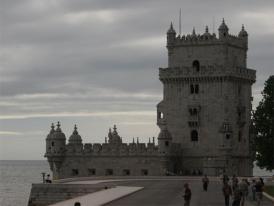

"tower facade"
[157, 20, 256, 176]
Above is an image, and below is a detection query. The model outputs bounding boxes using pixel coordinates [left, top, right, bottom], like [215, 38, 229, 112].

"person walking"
[251, 179, 256, 201]
[232, 175, 239, 192]
[239, 179, 248, 206]
[222, 181, 232, 206]
[232, 184, 242, 206]
[255, 179, 263, 206]
[202, 175, 209, 191]
[183, 183, 192, 206]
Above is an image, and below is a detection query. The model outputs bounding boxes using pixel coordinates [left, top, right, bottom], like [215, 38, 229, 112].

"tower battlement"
[167, 19, 248, 49]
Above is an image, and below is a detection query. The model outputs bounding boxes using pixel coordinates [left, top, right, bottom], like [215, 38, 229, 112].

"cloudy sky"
[0, 0, 273, 160]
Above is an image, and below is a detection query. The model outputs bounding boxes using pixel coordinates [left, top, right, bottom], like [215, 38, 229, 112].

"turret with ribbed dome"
[238, 24, 248, 38]
[69, 125, 82, 144]
[45, 123, 55, 155]
[108, 125, 122, 145]
[45, 122, 66, 156]
[68, 124, 83, 154]
[218, 18, 229, 39]
[157, 121, 172, 154]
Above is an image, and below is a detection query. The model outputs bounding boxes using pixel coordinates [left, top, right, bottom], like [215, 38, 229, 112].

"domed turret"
[218, 18, 229, 39]
[50, 121, 66, 154]
[52, 121, 66, 140]
[68, 125, 82, 144]
[108, 125, 122, 145]
[238, 24, 248, 38]
[167, 22, 176, 47]
[158, 122, 172, 154]
[45, 123, 55, 155]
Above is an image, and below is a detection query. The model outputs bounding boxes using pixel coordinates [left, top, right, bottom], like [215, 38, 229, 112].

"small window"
[88, 169, 96, 175]
[226, 134, 230, 140]
[190, 84, 195, 94]
[192, 60, 200, 72]
[158, 112, 164, 119]
[123, 169, 130, 176]
[238, 131, 242, 142]
[51, 142, 54, 146]
[165, 141, 169, 146]
[72, 169, 79, 176]
[141, 169, 148, 176]
[190, 84, 199, 94]
[191, 130, 198, 141]
[105, 169, 113, 176]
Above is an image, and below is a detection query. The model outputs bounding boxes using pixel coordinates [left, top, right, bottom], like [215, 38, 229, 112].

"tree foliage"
[253, 75, 274, 171]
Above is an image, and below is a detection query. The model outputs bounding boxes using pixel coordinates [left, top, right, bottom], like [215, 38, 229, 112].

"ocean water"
[0, 160, 50, 206]
[0, 160, 273, 206]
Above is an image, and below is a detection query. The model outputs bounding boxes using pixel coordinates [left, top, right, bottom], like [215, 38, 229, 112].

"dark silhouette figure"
[202, 175, 209, 191]
[183, 183, 191, 206]
[223, 181, 232, 206]
[74, 202, 81, 206]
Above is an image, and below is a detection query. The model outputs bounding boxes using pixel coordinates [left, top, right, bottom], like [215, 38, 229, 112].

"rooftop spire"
[205, 25, 209, 33]
[50, 123, 55, 133]
[192, 27, 196, 35]
[73, 124, 78, 135]
[56, 121, 62, 132]
[167, 22, 176, 34]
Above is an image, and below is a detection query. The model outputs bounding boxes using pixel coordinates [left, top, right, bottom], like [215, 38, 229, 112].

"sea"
[0, 160, 273, 206]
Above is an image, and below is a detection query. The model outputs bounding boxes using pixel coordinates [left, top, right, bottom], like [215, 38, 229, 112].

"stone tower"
[157, 19, 256, 176]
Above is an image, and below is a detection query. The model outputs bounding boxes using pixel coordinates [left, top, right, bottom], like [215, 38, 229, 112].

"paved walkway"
[48, 186, 143, 206]
[50, 177, 274, 206]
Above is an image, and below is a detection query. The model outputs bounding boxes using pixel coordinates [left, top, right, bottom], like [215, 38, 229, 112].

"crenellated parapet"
[167, 19, 248, 50]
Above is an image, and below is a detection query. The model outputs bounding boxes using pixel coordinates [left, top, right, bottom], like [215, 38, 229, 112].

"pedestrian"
[202, 175, 209, 191]
[232, 184, 242, 206]
[251, 179, 256, 201]
[183, 183, 192, 206]
[222, 174, 230, 184]
[232, 174, 238, 192]
[238, 179, 248, 206]
[222, 181, 232, 206]
[255, 179, 263, 206]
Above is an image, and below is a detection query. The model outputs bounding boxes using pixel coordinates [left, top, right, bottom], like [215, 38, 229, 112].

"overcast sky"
[0, 0, 273, 160]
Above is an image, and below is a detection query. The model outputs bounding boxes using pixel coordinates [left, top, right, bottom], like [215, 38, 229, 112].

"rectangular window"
[88, 168, 96, 175]
[195, 84, 199, 94]
[72, 169, 79, 176]
[105, 169, 113, 176]
[141, 169, 148, 176]
[123, 169, 130, 176]
[190, 84, 195, 94]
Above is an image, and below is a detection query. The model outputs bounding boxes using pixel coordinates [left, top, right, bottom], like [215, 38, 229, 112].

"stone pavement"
[48, 177, 274, 206]
[48, 186, 143, 206]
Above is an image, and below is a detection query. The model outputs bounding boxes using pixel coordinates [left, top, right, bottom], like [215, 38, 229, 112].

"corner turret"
[68, 125, 83, 153]
[158, 122, 172, 154]
[238, 24, 248, 47]
[45, 121, 66, 180]
[45, 123, 55, 155]
[167, 22, 176, 47]
[218, 18, 229, 39]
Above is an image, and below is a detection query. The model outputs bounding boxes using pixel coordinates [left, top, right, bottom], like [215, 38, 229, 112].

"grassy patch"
[264, 185, 274, 197]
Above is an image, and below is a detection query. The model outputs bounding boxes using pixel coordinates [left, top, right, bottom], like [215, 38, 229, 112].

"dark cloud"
[0, 0, 273, 159]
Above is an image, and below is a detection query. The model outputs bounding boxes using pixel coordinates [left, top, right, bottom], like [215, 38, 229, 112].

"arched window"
[192, 60, 200, 72]
[191, 130, 198, 141]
